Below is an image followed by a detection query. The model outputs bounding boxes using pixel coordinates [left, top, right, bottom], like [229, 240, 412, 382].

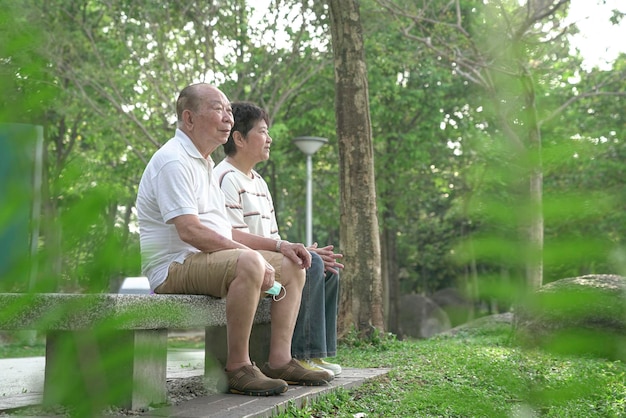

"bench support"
[44, 329, 168, 411]
[205, 323, 271, 372]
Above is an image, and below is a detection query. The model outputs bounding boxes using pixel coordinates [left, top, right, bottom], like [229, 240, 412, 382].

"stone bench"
[0, 293, 272, 410]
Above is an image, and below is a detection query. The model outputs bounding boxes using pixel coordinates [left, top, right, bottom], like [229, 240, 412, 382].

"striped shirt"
[214, 160, 281, 240]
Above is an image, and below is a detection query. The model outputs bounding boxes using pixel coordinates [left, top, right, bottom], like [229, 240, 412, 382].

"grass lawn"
[1, 320, 624, 417]
[0, 332, 45, 358]
[280, 321, 626, 417]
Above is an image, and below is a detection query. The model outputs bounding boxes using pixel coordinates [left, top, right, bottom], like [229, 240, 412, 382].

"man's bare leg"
[267, 258, 305, 368]
[225, 250, 266, 371]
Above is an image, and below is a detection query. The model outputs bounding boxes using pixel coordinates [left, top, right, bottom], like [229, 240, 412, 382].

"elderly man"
[136, 83, 333, 396]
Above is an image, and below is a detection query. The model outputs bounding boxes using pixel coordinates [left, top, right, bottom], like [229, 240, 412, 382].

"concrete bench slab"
[0, 293, 272, 411]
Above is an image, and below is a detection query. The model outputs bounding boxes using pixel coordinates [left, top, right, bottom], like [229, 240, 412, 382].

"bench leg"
[44, 329, 167, 411]
[204, 323, 271, 373]
[204, 326, 227, 371]
[132, 329, 168, 409]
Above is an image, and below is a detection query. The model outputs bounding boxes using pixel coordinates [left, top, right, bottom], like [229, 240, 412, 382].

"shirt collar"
[174, 128, 215, 166]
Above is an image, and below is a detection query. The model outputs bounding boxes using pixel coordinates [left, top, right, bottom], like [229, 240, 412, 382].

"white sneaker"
[295, 359, 334, 377]
[310, 358, 342, 376]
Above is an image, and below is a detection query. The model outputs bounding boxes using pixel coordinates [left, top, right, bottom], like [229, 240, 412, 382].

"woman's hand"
[308, 242, 344, 274]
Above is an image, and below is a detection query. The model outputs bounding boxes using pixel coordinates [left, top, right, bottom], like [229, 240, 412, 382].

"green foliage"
[540, 75, 626, 280]
[5, 0, 623, 297]
[0, 1, 56, 123]
[1, 0, 338, 290]
[0, 1, 56, 291]
[360, 0, 478, 293]
[268, 63, 339, 245]
[1, 0, 625, 412]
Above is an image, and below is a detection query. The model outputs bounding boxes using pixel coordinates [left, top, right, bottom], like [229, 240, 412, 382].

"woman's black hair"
[223, 102, 269, 156]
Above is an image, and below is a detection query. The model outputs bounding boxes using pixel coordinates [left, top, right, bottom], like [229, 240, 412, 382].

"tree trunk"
[521, 68, 544, 290]
[460, 216, 478, 320]
[40, 136, 63, 292]
[527, 165, 543, 289]
[327, 0, 384, 337]
[381, 136, 400, 333]
[381, 218, 399, 334]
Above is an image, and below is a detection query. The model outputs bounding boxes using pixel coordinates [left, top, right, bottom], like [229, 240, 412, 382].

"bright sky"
[249, 0, 625, 71]
[567, 0, 626, 70]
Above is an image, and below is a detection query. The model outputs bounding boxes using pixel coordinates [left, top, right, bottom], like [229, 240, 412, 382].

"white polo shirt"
[136, 129, 233, 290]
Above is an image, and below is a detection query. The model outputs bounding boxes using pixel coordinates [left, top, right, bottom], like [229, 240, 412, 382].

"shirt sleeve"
[156, 160, 198, 223]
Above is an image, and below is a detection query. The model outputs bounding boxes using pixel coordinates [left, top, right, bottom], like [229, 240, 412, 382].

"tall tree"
[376, 0, 625, 290]
[359, 0, 478, 331]
[327, 0, 384, 336]
[541, 54, 626, 280]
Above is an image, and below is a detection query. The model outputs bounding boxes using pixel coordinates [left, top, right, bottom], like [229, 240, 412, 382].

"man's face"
[189, 86, 234, 149]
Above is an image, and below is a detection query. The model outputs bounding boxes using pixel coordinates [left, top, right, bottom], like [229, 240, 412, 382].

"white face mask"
[265, 282, 286, 301]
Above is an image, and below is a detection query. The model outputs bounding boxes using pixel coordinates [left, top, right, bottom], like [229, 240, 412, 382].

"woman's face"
[242, 118, 272, 164]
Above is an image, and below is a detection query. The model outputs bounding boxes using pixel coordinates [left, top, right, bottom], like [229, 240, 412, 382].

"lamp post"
[292, 136, 328, 246]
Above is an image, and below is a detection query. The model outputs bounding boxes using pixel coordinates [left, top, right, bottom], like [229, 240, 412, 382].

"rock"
[431, 287, 472, 327]
[442, 312, 514, 337]
[398, 294, 451, 339]
[514, 274, 626, 360]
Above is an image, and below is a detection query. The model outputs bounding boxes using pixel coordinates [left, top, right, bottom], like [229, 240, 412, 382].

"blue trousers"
[291, 251, 339, 359]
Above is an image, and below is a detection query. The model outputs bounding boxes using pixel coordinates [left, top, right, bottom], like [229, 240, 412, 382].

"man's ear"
[182, 109, 194, 129]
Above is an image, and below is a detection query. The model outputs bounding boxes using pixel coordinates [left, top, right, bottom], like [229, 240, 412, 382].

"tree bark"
[520, 67, 544, 290]
[381, 217, 399, 334]
[327, 0, 384, 337]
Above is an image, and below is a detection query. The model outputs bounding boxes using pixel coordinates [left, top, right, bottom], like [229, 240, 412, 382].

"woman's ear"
[232, 131, 246, 149]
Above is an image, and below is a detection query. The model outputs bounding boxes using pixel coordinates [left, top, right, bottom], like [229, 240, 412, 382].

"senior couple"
[136, 83, 342, 396]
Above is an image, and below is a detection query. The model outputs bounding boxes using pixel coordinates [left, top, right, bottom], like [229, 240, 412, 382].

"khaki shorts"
[155, 249, 283, 298]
